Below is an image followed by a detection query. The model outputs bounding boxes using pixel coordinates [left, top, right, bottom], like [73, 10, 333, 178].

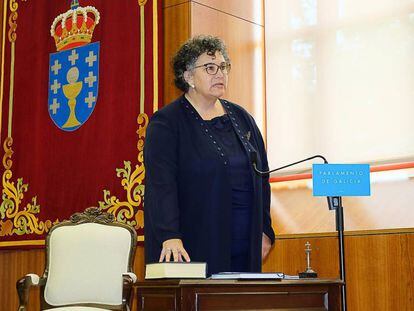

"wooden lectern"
[135, 278, 343, 310]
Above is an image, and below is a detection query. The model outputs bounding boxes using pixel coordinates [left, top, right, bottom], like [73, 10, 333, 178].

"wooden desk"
[135, 278, 343, 310]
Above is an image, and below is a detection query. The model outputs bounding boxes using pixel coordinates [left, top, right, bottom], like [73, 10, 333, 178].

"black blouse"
[206, 114, 253, 271]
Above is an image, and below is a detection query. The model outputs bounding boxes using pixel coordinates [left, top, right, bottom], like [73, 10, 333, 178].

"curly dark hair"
[172, 35, 230, 92]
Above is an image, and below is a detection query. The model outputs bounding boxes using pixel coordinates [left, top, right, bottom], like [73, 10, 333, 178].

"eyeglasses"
[193, 62, 231, 75]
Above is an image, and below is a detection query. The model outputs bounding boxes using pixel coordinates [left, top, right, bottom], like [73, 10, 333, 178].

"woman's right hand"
[159, 238, 191, 262]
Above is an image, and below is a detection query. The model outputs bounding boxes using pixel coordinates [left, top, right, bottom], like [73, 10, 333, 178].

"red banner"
[0, 0, 162, 248]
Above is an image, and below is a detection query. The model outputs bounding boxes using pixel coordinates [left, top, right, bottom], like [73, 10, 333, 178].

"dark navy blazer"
[144, 95, 275, 275]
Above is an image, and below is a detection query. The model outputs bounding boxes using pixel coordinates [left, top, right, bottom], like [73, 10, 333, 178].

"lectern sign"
[312, 164, 371, 196]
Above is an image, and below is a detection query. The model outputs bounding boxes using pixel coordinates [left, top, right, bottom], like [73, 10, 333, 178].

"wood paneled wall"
[2, 232, 413, 310]
[0, 249, 44, 310]
[263, 232, 414, 311]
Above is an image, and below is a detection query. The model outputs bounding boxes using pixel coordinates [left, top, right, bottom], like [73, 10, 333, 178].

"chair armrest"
[123, 272, 137, 283]
[16, 274, 43, 311]
[122, 273, 137, 310]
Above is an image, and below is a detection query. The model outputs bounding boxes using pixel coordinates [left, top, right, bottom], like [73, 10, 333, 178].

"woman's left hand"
[262, 233, 272, 260]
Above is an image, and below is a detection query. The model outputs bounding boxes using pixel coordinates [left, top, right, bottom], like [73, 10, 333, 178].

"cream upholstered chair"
[16, 207, 137, 311]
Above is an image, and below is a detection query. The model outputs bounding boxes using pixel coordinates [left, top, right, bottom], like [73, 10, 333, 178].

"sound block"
[299, 272, 318, 278]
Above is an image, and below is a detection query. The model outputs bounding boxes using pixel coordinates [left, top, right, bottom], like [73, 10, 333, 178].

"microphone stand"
[251, 153, 347, 311]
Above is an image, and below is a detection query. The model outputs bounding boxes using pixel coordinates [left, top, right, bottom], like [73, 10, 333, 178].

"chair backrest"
[42, 207, 136, 308]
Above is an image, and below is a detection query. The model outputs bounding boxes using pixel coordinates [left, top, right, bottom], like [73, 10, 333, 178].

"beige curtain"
[265, 0, 414, 170]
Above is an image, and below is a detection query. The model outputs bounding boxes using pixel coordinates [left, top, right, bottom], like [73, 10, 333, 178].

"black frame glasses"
[193, 62, 231, 75]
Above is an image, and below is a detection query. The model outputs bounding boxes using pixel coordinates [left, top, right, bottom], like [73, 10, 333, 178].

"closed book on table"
[210, 272, 284, 280]
[145, 262, 207, 279]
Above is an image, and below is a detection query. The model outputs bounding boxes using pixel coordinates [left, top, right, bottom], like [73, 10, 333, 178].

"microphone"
[251, 151, 347, 310]
[250, 151, 327, 175]
[249, 151, 340, 210]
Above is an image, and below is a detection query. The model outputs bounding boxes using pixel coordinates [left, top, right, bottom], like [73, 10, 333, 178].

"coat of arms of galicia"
[48, 0, 100, 131]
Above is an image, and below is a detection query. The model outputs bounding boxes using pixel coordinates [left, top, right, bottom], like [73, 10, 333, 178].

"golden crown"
[50, 0, 100, 51]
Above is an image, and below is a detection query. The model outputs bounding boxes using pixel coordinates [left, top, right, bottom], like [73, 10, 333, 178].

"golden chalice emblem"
[62, 67, 83, 128]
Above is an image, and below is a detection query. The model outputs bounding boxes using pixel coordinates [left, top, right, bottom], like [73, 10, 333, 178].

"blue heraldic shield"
[48, 42, 100, 131]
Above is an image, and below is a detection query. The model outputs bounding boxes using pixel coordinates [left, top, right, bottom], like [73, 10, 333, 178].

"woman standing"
[144, 35, 274, 275]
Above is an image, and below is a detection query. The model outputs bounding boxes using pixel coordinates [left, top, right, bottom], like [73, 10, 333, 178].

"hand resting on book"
[160, 238, 191, 262]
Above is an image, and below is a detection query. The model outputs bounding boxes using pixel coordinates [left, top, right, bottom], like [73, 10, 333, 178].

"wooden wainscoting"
[263, 230, 414, 311]
[2, 232, 413, 310]
[0, 249, 44, 311]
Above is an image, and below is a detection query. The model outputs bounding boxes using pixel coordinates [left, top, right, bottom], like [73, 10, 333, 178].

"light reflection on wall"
[265, 0, 414, 170]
